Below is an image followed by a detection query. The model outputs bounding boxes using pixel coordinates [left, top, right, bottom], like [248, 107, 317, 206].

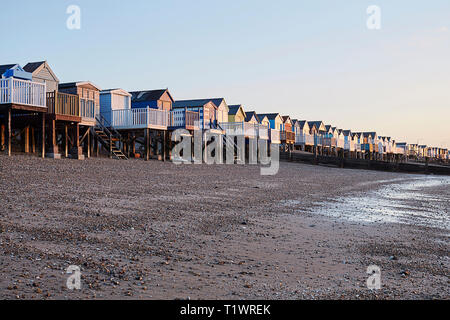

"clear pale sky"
[1, 0, 449, 147]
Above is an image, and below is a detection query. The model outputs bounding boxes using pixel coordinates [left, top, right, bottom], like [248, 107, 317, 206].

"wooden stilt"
[95, 135, 99, 157]
[149, 131, 152, 157]
[24, 126, 30, 153]
[90, 130, 94, 157]
[65, 124, 69, 158]
[127, 132, 130, 158]
[163, 131, 166, 162]
[7, 108, 11, 156]
[145, 128, 150, 161]
[41, 113, 45, 158]
[31, 127, 36, 154]
[75, 124, 80, 148]
[87, 129, 90, 158]
[0, 121, 4, 152]
[70, 123, 83, 160]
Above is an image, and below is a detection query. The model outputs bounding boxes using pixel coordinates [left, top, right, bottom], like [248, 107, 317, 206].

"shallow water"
[314, 176, 450, 231]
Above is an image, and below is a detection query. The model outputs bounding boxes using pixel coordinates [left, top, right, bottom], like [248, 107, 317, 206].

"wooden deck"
[0, 78, 47, 113]
[111, 108, 169, 130]
[280, 131, 295, 144]
[170, 109, 200, 131]
[46, 91, 98, 126]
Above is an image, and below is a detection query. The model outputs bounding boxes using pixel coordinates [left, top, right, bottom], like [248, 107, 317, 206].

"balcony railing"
[0, 78, 46, 108]
[111, 107, 169, 129]
[281, 131, 295, 142]
[47, 91, 79, 116]
[314, 135, 323, 146]
[295, 133, 314, 145]
[257, 125, 269, 140]
[344, 140, 355, 151]
[171, 109, 200, 129]
[80, 98, 99, 121]
[270, 129, 281, 144]
[323, 137, 337, 147]
[220, 122, 257, 138]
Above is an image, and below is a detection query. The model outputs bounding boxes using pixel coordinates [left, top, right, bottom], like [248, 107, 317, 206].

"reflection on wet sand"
[315, 177, 450, 231]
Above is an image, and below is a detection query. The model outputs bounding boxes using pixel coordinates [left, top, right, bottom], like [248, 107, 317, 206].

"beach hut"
[227, 105, 246, 123]
[245, 111, 259, 124]
[342, 130, 354, 157]
[294, 120, 313, 151]
[173, 99, 224, 162]
[395, 142, 408, 161]
[259, 114, 270, 127]
[169, 98, 228, 125]
[322, 125, 336, 155]
[418, 145, 427, 160]
[256, 113, 270, 141]
[98, 89, 173, 161]
[55, 81, 101, 159]
[130, 89, 173, 111]
[245, 111, 268, 140]
[281, 116, 295, 151]
[96, 89, 133, 159]
[0, 64, 47, 157]
[174, 99, 219, 131]
[258, 113, 282, 144]
[24, 61, 59, 93]
[100, 89, 131, 124]
[407, 144, 419, 160]
[305, 121, 325, 154]
[25, 62, 93, 159]
[360, 132, 377, 159]
[211, 98, 229, 124]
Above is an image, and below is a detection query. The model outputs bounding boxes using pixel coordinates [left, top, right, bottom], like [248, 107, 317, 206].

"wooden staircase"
[93, 114, 128, 160]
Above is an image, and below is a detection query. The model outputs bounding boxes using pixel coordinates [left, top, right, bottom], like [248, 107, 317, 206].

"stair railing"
[94, 113, 125, 158]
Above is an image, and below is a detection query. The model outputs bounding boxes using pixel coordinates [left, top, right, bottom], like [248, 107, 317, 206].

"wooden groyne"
[280, 151, 450, 176]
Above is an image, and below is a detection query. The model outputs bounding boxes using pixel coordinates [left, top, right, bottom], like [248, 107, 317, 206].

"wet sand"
[0, 155, 448, 300]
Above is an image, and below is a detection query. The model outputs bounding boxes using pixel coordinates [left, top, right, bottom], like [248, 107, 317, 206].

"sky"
[1, 0, 449, 147]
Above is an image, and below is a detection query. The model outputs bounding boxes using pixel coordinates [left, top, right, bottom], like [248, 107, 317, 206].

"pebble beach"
[0, 155, 448, 300]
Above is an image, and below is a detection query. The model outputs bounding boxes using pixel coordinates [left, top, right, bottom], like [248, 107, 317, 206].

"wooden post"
[31, 127, 36, 154]
[127, 132, 130, 158]
[7, 107, 11, 156]
[145, 128, 150, 161]
[95, 135, 99, 157]
[163, 130, 167, 162]
[41, 113, 45, 158]
[75, 123, 81, 159]
[1, 122, 5, 152]
[24, 126, 30, 153]
[65, 124, 69, 158]
[87, 128, 90, 158]
[49, 119, 57, 153]
[149, 131, 152, 157]
[90, 130, 94, 157]
[109, 132, 112, 159]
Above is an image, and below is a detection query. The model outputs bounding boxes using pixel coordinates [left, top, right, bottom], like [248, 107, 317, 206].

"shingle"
[130, 89, 169, 102]
[23, 61, 45, 73]
[0, 64, 18, 76]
